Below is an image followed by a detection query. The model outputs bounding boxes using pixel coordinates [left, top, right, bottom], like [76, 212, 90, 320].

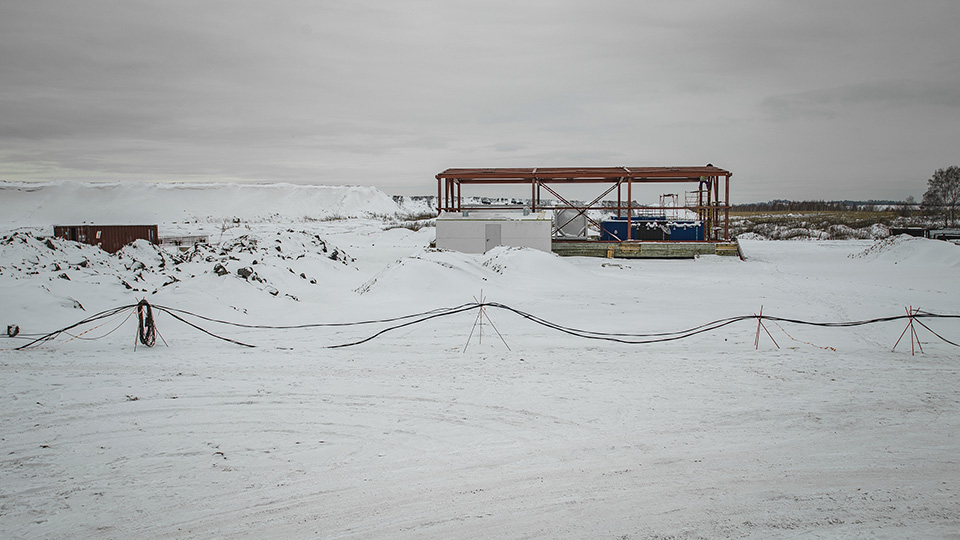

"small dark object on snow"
[44, 239, 56, 250]
[213, 263, 228, 276]
[237, 267, 254, 279]
[58, 273, 70, 280]
[7, 324, 19, 337]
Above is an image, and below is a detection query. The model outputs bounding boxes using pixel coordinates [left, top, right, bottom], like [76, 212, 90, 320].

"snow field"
[2, 182, 959, 538]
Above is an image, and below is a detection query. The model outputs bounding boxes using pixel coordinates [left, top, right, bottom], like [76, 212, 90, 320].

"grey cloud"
[762, 80, 960, 120]
[2, 0, 960, 200]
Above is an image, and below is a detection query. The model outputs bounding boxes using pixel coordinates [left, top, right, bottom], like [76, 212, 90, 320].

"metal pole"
[627, 175, 633, 240]
[724, 175, 730, 241]
[617, 181, 622, 218]
[445, 179, 451, 212]
[531, 179, 536, 212]
[713, 176, 720, 241]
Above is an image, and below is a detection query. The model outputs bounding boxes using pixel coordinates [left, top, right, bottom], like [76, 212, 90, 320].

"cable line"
[9, 300, 960, 351]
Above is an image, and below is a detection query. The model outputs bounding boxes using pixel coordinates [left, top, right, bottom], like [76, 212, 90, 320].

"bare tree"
[922, 166, 960, 227]
[898, 195, 915, 217]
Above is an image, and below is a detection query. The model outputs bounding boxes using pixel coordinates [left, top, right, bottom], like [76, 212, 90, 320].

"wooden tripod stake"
[754, 305, 779, 350]
[464, 291, 510, 353]
[892, 306, 923, 355]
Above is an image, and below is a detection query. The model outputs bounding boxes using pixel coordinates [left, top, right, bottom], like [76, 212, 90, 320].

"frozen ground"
[1, 182, 959, 539]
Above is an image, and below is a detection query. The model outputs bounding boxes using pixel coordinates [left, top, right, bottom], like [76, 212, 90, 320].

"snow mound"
[356, 246, 587, 300]
[849, 235, 960, 267]
[0, 180, 405, 226]
[356, 249, 497, 298]
[0, 228, 356, 303]
[481, 245, 589, 283]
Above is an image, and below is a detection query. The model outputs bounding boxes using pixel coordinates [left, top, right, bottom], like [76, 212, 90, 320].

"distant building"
[53, 225, 159, 253]
[927, 229, 960, 242]
[889, 227, 927, 238]
[435, 211, 552, 253]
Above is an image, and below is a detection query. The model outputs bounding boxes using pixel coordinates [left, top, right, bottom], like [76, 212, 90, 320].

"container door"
[485, 224, 501, 253]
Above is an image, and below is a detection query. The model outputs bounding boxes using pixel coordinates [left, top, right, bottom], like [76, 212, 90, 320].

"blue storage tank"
[635, 218, 669, 241]
[599, 218, 629, 241]
[600, 217, 703, 241]
[601, 217, 672, 241]
[668, 221, 704, 241]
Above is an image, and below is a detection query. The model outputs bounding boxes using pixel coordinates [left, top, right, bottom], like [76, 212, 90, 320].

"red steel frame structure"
[436, 166, 733, 241]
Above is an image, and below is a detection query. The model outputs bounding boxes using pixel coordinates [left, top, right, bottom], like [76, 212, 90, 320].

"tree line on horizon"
[736, 165, 959, 227]
[731, 200, 908, 212]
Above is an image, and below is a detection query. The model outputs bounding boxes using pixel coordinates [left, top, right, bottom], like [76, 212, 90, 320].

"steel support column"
[724, 175, 730, 240]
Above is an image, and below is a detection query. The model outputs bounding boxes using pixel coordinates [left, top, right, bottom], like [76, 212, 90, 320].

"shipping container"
[599, 217, 672, 241]
[53, 225, 159, 254]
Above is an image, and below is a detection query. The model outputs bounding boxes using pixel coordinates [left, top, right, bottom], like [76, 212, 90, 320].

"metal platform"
[551, 240, 742, 259]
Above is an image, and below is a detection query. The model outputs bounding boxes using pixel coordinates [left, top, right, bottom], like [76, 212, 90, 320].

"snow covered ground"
[2, 182, 959, 539]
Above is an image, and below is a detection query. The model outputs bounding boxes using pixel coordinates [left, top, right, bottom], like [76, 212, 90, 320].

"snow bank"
[355, 245, 590, 303]
[0, 228, 358, 329]
[849, 234, 960, 267]
[0, 180, 405, 226]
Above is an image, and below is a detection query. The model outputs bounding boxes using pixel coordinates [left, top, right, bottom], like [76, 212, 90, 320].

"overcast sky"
[2, 0, 959, 201]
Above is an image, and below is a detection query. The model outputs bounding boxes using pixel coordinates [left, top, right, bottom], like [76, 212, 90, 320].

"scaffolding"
[435, 166, 733, 241]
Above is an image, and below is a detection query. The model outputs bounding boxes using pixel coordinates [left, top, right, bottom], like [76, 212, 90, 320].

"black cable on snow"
[153, 306, 255, 348]
[912, 318, 960, 348]
[152, 303, 479, 329]
[325, 304, 482, 349]
[11, 301, 960, 351]
[136, 299, 156, 348]
[63, 309, 135, 341]
[483, 302, 754, 339]
[481, 302, 756, 345]
[15, 304, 137, 350]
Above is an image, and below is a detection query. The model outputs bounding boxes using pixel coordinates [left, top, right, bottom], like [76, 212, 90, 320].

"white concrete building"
[435, 211, 552, 253]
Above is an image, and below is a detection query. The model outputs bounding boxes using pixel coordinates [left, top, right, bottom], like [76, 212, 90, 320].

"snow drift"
[0, 180, 409, 226]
